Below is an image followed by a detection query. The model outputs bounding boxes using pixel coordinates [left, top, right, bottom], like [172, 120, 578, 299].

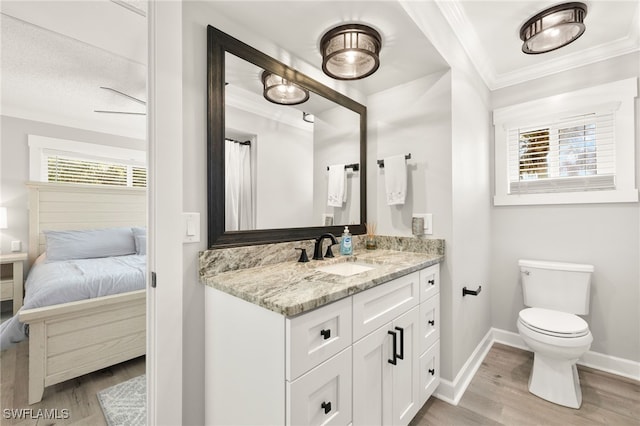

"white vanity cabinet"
[204, 263, 440, 426]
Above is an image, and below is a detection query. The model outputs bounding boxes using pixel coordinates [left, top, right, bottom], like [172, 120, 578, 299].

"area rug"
[97, 375, 146, 426]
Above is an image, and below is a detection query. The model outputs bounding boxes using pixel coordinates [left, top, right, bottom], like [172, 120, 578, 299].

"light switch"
[183, 212, 200, 243]
[11, 240, 21, 252]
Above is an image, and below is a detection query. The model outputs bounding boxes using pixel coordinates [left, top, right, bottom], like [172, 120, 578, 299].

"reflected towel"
[327, 164, 346, 207]
[384, 155, 407, 205]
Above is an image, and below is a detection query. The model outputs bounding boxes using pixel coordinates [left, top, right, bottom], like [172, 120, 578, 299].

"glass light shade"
[520, 2, 587, 54]
[0, 207, 7, 229]
[261, 71, 309, 105]
[320, 24, 381, 80]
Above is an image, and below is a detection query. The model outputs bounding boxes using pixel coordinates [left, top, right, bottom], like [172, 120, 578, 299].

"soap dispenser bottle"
[340, 226, 353, 256]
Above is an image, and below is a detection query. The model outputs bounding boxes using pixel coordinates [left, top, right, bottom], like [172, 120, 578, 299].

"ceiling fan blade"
[94, 110, 146, 116]
[100, 86, 146, 105]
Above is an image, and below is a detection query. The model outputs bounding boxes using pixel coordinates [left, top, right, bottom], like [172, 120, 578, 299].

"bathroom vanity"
[202, 248, 442, 425]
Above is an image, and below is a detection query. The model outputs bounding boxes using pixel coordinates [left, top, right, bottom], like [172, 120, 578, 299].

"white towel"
[384, 155, 407, 205]
[327, 164, 346, 207]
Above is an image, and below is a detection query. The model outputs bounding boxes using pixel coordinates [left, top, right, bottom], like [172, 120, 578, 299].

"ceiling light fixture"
[320, 24, 382, 80]
[520, 2, 587, 54]
[261, 71, 309, 105]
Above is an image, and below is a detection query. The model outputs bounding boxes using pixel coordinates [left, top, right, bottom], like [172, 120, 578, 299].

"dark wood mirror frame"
[207, 25, 367, 248]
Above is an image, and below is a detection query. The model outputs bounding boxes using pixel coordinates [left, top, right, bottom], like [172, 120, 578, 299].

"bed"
[14, 182, 146, 404]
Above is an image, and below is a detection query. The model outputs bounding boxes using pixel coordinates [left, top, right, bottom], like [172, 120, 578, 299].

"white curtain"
[225, 139, 254, 231]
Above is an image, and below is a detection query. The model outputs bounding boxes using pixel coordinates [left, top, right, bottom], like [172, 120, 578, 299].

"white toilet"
[517, 259, 594, 409]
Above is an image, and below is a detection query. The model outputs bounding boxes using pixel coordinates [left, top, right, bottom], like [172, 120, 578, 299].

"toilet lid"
[519, 308, 589, 337]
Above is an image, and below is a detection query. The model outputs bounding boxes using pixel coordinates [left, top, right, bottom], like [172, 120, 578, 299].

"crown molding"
[436, 0, 640, 91]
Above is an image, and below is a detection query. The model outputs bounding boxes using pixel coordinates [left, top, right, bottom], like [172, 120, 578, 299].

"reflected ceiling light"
[320, 24, 382, 80]
[261, 71, 309, 105]
[520, 2, 587, 54]
[303, 112, 315, 123]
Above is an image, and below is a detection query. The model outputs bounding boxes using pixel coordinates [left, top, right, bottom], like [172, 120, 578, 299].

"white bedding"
[0, 254, 146, 350]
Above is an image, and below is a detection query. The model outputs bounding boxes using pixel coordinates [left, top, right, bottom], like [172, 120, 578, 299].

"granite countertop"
[200, 249, 443, 317]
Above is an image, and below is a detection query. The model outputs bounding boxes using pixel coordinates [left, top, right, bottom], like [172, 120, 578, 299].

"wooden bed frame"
[18, 182, 147, 404]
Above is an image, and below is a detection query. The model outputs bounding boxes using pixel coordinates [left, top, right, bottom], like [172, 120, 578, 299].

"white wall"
[450, 68, 492, 378]
[368, 70, 459, 380]
[490, 53, 640, 362]
[226, 105, 314, 229]
[0, 115, 145, 255]
[313, 105, 361, 226]
[401, 1, 493, 385]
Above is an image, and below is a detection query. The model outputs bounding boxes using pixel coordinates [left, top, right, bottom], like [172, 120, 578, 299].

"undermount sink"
[315, 261, 376, 277]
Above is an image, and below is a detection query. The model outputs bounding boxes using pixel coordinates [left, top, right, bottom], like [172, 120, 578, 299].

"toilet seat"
[519, 308, 589, 338]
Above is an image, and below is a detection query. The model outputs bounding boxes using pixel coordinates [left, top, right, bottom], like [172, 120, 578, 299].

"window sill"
[494, 189, 639, 206]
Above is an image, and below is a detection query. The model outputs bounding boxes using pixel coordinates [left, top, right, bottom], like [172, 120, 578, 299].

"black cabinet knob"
[320, 329, 331, 340]
[429, 368, 435, 375]
[428, 279, 435, 285]
[321, 401, 332, 414]
[428, 320, 435, 326]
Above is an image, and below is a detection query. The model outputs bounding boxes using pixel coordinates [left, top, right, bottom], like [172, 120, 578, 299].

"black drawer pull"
[388, 330, 398, 365]
[429, 368, 435, 375]
[320, 329, 331, 340]
[428, 320, 435, 326]
[428, 279, 435, 285]
[321, 401, 332, 414]
[395, 326, 404, 360]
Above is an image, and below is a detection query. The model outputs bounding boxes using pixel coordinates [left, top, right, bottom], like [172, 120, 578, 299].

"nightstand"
[1, 252, 28, 315]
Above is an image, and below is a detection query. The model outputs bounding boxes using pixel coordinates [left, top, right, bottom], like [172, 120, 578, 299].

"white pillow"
[134, 234, 147, 255]
[44, 227, 136, 261]
[131, 227, 147, 255]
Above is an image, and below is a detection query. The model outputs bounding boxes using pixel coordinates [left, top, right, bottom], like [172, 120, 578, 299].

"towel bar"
[377, 153, 411, 168]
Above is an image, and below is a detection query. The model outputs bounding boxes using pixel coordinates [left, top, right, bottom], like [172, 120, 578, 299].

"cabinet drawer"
[419, 341, 440, 405]
[419, 294, 440, 354]
[287, 297, 352, 381]
[287, 347, 352, 426]
[353, 271, 419, 341]
[1, 279, 13, 301]
[419, 264, 440, 302]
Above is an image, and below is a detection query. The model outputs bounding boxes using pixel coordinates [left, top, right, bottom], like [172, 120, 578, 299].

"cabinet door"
[353, 271, 419, 341]
[419, 341, 440, 406]
[419, 294, 440, 354]
[419, 264, 440, 303]
[288, 347, 352, 426]
[353, 324, 393, 426]
[286, 296, 352, 381]
[391, 306, 420, 426]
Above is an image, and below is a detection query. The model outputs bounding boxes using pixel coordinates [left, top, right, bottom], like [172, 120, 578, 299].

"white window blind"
[507, 111, 615, 195]
[46, 154, 147, 188]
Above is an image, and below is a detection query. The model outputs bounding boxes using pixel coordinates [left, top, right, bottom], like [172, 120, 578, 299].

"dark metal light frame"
[520, 2, 587, 54]
[320, 23, 382, 80]
[261, 71, 309, 105]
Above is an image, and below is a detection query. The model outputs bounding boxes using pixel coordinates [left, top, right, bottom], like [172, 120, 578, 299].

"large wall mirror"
[207, 25, 367, 248]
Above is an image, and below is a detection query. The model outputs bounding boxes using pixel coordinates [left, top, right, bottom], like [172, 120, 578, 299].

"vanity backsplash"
[199, 235, 444, 277]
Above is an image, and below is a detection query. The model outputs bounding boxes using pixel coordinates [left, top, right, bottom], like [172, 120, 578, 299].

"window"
[493, 78, 637, 205]
[29, 136, 147, 188]
[508, 112, 615, 195]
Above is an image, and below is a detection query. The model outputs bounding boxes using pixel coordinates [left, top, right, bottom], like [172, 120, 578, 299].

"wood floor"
[1, 341, 638, 425]
[1, 340, 145, 426]
[411, 343, 640, 426]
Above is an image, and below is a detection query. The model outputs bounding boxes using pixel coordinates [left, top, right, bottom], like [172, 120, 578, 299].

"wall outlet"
[424, 214, 433, 235]
[11, 240, 21, 252]
[412, 214, 433, 235]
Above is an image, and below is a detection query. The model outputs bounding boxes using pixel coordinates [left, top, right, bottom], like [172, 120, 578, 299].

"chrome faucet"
[313, 233, 338, 260]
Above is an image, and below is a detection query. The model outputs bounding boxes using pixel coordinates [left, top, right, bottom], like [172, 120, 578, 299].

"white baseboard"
[434, 327, 640, 405]
[433, 328, 494, 405]
[492, 328, 640, 381]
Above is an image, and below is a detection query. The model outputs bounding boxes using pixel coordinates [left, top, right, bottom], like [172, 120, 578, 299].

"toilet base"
[528, 352, 582, 409]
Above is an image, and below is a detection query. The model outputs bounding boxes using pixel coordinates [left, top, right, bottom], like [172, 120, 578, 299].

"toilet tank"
[519, 259, 594, 315]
